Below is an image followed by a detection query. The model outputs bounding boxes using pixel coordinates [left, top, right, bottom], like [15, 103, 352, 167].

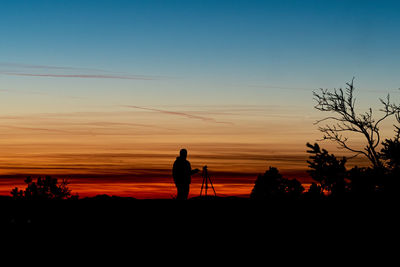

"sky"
[1, 0, 400, 198]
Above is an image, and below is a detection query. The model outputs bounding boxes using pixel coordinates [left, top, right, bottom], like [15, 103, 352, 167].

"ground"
[1, 194, 397, 227]
[2, 194, 398, 259]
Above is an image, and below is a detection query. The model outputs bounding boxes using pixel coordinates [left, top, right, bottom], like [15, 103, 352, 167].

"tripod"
[200, 165, 216, 197]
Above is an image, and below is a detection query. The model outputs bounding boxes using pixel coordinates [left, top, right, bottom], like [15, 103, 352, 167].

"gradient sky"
[1, 0, 400, 198]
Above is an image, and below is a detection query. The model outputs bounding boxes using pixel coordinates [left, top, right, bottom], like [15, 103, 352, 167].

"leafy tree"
[304, 182, 324, 200]
[11, 176, 76, 200]
[306, 143, 347, 196]
[251, 167, 304, 199]
[284, 178, 305, 199]
[380, 135, 400, 195]
[381, 137, 400, 170]
[347, 166, 377, 196]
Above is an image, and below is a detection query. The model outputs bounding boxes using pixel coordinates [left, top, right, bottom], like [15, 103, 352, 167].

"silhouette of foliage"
[381, 137, 400, 170]
[347, 166, 377, 196]
[313, 78, 400, 169]
[306, 143, 348, 196]
[250, 167, 304, 200]
[10, 176, 76, 200]
[303, 182, 324, 200]
[379, 136, 400, 195]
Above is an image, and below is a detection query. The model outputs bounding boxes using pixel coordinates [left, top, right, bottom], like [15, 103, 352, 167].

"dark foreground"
[1, 195, 398, 228]
[1, 195, 399, 259]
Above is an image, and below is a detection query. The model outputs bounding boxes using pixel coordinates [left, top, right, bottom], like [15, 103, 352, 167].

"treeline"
[251, 79, 400, 200]
[251, 140, 400, 200]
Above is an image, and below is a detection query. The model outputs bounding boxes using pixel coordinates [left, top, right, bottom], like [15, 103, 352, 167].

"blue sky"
[1, 0, 400, 107]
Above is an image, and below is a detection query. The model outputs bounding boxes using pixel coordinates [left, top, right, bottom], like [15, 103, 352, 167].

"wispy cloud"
[121, 105, 234, 125]
[78, 121, 174, 130]
[0, 62, 106, 72]
[0, 72, 159, 80]
[0, 125, 74, 134]
[0, 62, 163, 80]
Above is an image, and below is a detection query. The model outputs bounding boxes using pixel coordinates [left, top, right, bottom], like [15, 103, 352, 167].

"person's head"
[179, 148, 187, 159]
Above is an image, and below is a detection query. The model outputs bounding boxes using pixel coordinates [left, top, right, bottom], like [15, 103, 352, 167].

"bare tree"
[313, 78, 400, 169]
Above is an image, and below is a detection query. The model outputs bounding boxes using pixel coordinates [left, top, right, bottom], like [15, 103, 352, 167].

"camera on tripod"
[200, 165, 216, 197]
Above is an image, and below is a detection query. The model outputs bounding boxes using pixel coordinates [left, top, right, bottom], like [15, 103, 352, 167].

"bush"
[306, 143, 348, 196]
[250, 167, 304, 200]
[11, 176, 77, 200]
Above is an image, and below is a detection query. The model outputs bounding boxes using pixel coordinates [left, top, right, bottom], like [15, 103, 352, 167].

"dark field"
[2, 195, 399, 260]
[1, 195, 397, 228]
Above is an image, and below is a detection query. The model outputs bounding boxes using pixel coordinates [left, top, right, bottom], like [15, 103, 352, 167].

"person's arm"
[188, 162, 199, 175]
[191, 168, 199, 175]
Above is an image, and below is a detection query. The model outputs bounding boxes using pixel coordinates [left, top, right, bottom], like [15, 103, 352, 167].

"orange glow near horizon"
[0, 105, 373, 198]
[0, 178, 313, 199]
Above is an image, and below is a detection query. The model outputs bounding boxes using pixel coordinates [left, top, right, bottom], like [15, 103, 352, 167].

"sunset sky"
[1, 0, 400, 198]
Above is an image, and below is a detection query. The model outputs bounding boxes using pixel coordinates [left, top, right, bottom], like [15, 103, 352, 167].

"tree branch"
[312, 78, 399, 168]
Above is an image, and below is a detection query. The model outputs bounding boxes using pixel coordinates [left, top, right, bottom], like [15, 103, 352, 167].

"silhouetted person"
[172, 149, 199, 200]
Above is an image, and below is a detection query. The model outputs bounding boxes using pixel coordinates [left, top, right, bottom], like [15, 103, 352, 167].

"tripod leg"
[205, 177, 208, 196]
[200, 174, 205, 197]
[208, 175, 217, 197]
